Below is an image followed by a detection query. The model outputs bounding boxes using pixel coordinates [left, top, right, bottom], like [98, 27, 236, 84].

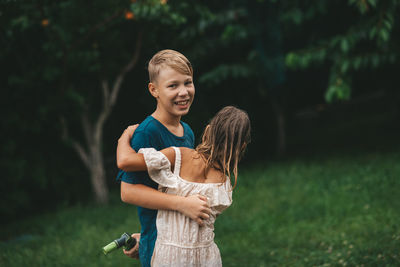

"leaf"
[379, 29, 390, 42]
[11, 15, 30, 30]
[285, 52, 298, 68]
[369, 27, 377, 40]
[43, 68, 60, 82]
[353, 57, 362, 70]
[340, 60, 350, 73]
[325, 84, 337, 102]
[383, 19, 392, 30]
[324, 80, 351, 102]
[371, 54, 380, 68]
[198, 64, 251, 86]
[66, 89, 85, 107]
[367, 0, 377, 8]
[316, 49, 327, 61]
[291, 8, 303, 25]
[340, 38, 349, 53]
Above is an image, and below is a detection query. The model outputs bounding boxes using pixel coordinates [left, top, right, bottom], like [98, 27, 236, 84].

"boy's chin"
[178, 110, 190, 116]
[174, 108, 190, 116]
[173, 105, 191, 114]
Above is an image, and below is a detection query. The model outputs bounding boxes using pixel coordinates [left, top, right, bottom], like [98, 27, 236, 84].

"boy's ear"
[148, 82, 158, 98]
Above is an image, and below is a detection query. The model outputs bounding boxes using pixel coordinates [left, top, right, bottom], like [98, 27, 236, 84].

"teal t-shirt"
[116, 116, 194, 267]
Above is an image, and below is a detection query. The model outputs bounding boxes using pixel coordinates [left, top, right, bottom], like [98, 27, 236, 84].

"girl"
[117, 106, 251, 266]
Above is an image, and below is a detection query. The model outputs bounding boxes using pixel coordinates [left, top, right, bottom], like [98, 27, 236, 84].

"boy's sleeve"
[116, 130, 154, 185]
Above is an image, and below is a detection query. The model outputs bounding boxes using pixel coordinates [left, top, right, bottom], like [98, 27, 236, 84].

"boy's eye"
[184, 81, 193, 86]
[168, 84, 177, 88]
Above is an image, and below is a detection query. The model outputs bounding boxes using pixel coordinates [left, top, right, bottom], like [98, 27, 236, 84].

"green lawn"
[1, 150, 399, 266]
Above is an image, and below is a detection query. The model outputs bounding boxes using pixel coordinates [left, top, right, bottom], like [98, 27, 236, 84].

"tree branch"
[69, 9, 124, 52]
[60, 116, 91, 169]
[49, 9, 124, 94]
[102, 80, 110, 108]
[110, 30, 143, 106]
[81, 110, 93, 149]
[94, 30, 144, 144]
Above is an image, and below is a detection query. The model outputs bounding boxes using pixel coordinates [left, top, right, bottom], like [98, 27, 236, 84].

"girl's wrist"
[172, 195, 185, 212]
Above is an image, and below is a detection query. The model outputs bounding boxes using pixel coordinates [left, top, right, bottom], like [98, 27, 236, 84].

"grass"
[0, 199, 142, 267]
[217, 150, 400, 266]
[1, 149, 400, 266]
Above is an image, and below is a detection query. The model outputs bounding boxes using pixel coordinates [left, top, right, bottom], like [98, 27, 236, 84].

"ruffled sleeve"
[138, 148, 178, 188]
[206, 178, 233, 213]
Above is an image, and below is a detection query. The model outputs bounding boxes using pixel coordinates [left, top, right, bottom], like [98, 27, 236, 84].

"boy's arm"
[121, 182, 210, 225]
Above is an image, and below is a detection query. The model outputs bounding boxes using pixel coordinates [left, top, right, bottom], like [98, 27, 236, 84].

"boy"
[116, 50, 210, 267]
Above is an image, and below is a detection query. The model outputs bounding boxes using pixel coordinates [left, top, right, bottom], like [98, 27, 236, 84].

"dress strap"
[172, 147, 181, 176]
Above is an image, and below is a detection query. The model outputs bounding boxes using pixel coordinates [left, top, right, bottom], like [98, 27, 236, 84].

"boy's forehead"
[156, 65, 193, 81]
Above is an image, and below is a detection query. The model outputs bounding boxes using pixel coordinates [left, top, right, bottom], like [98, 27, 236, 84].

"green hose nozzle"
[102, 232, 137, 255]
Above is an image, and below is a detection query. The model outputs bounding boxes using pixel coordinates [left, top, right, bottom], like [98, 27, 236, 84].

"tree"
[193, 0, 400, 156]
[182, 0, 288, 156]
[2, 0, 216, 207]
[39, 1, 145, 204]
[2, 0, 189, 204]
[284, 0, 400, 102]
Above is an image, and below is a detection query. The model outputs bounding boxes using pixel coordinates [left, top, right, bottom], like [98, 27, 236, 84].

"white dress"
[139, 147, 232, 267]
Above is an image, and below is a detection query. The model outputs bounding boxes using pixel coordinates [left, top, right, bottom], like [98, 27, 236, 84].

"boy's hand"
[178, 194, 211, 226]
[123, 233, 140, 259]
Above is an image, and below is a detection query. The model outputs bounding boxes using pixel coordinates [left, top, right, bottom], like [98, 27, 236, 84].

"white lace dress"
[139, 147, 232, 267]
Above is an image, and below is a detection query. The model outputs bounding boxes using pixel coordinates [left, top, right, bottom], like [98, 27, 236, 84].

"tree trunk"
[60, 31, 143, 204]
[90, 149, 108, 204]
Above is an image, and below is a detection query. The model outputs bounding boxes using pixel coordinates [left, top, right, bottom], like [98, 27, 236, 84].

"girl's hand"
[119, 124, 139, 142]
[124, 124, 139, 139]
[117, 124, 146, 171]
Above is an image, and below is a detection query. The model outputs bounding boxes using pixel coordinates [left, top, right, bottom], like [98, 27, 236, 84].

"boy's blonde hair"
[148, 49, 193, 83]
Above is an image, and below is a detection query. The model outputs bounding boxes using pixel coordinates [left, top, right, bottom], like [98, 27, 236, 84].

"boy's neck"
[151, 110, 181, 129]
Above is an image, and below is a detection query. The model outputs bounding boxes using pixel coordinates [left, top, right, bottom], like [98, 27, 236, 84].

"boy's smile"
[174, 99, 190, 109]
[150, 66, 195, 119]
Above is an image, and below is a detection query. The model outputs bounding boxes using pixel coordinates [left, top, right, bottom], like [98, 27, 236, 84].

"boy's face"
[150, 66, 195, 118]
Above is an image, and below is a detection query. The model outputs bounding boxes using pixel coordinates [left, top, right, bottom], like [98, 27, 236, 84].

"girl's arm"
[116, 125, 148, 171]
[117, 125, 175, 172]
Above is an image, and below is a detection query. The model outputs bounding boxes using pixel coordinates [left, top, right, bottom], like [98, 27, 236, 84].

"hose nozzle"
[102, 233, 136, 255]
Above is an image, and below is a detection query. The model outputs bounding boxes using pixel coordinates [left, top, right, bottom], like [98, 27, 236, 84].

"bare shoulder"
[179, 147, 197, 160]
[160, 147, 176, 166]
[179, 147, 194, 154]
[160, 147, 193, 171]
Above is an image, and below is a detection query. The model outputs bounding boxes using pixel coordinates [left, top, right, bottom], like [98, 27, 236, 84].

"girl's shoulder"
[178, 148, 227, 185]
[179, 147, 197, 163]
[179, 146, 193, 153]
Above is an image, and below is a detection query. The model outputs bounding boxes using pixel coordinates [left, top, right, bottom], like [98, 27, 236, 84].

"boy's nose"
[178, 86, 189, 96]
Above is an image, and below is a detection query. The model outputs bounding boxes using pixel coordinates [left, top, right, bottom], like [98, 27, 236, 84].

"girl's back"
[178, 147, 227, 184]
[140, 147, 232, 267]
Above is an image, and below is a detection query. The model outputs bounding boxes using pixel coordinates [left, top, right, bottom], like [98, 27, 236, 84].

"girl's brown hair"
[195, 106, 251, 189]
